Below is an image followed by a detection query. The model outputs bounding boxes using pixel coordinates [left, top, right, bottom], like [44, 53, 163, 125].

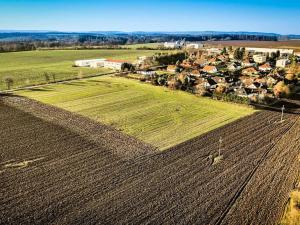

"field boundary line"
[0, 71, 119, 94]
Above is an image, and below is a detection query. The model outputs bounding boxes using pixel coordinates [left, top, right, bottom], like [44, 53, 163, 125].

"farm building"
[164, 41, 183, 49]
[186, 43, 204, 49]
[74, 59, 106, 67]
[246, 47, 294, 56]
[89, 59, 107, 68]
[75, 58, 128, 70]
[103, 59, 127, 70]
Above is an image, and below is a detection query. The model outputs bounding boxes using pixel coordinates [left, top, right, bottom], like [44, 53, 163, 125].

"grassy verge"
[17, 76, 255, 149]
[280, 190, 300, 225]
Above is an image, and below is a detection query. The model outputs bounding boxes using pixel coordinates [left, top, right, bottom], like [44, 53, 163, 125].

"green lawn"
[0, 49, 161, 90]
[18, 76, 255, 150]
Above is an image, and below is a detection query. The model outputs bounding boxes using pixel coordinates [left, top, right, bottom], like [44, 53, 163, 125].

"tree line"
[0, 32, 278, 53]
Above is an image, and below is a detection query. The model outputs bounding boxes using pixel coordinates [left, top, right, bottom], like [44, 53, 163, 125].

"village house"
[235, 86, 249, 97]
[246, 83, 259, 91]
[255, 77, 268, 86]
[242, 67, 259, 76]
[259, 63, 272, 72]
[180, 61, 193, 69]
[242, 59, 255, 67]
[202, 65, 218, 74]
[266, 75, 277, 87]
[208, 57, 221, 65]
[206, 48, 222, 55]
[194, 58, 208, 67]
[217, 55, 228, 62]
[276, 59, 289, 68]
[212, 76, 226, 84]
[253, 55, 267, 64]
[227, 62, 241, 72]
[190, 70, 201, 76]
[229, 52, 235, 59]
[197, 77, 218, 90]
[240, 76, 255, 86]
[167, 65, 177, 72]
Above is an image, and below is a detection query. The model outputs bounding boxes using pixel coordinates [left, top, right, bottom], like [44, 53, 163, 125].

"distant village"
[74, 41, 300, 105]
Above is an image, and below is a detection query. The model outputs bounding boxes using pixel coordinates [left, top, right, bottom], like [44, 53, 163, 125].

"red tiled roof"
[259, 63, 272, 69]
[203, 65, 217, 72]
[242, 67, 258, 73]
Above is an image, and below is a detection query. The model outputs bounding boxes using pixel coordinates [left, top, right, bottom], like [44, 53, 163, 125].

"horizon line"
[0, 29, 299, 36]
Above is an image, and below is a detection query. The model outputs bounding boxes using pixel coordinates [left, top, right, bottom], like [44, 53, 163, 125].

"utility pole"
[219, 137, 223, 157]
[212, 136, 224, 165]
[281, 105, 285, 123]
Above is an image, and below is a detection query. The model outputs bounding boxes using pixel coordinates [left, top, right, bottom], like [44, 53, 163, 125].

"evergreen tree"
[234, 48, 240, 60]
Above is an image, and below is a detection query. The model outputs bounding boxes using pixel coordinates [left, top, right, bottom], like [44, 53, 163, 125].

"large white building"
[74, 59, 106, 67]
[164, 41, 184, 49]
[103, 59, 127, 70]
[89, 59, 107, 68]
[253, 55, 267, 64]
[186, 43, 204, 49]
[246, 47, 294, 56]
[135, 56, 148, 65]
[206, 48, 222, 55]
[276, 59, 289, 68]
[74, 58, 127, 70]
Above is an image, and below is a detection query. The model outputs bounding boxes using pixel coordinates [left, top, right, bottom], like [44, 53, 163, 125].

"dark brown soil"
[1, 96, 299, 225]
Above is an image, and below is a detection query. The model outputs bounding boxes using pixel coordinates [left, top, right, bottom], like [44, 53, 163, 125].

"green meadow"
[123, 43, 163, 49]
[18, 76, 255, 149]
[0, 49, 161, 90]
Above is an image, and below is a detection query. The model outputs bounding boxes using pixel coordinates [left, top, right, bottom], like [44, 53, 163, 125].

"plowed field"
[1, 96, 300, 225]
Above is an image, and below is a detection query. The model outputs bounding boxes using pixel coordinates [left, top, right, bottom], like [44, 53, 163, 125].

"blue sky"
[0, 0, 299, 34]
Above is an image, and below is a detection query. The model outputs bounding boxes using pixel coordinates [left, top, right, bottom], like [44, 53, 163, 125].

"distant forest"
[0, 31, 294, 53]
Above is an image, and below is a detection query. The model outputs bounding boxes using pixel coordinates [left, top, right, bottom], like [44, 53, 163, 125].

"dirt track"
[1, 96, 300, 225]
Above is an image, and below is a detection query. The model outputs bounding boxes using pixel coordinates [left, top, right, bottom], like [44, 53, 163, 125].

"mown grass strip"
[18, 76, 255, 149]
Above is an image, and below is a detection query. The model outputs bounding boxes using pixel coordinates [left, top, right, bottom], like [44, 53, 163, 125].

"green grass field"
[0, 49, 161, 90]
[123, 43, 163, 49]
[18, 76, 255, 149]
